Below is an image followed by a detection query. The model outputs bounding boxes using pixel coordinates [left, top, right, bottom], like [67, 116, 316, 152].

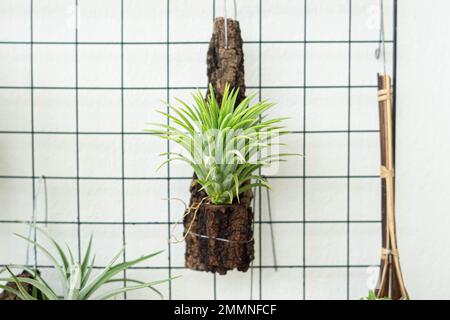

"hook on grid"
[222, 0, 237, 49]
[375, 0, 387, 74]
[25, 176, 49, 269]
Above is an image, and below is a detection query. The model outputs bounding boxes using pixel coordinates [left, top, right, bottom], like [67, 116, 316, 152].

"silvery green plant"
[149, 84, 296, 204]
[0, 225, 171, 300]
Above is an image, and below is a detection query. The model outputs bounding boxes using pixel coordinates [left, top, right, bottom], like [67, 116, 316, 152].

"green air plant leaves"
[148, 84, 299, 205]
[0, 224, 175, 300]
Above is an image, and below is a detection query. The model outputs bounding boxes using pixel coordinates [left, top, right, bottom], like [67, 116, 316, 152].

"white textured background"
[0, 0, 445, 300]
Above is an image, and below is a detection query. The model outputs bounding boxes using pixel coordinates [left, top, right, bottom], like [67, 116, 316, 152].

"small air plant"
[0, 225, 173, 300]
[148, 84, 298, 274]
[361, 290, 392, 300]
[149, 84, 296, 205]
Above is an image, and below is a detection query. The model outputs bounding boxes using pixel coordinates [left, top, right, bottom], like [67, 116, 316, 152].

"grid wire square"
[261, 133, 303, 177]
[307, 0, 349, 41]
[169, 44, 208, 87]
[77, 0, 121, 42]
[351, 43, 393, 86]
[0, 44, 30, 86]
[125, 179, 168, 223]
[0, 0, 30, 41]
[260, 178, 302, 222]
[80, 224, 124, 266]
[124, 89, 167, 133]
[261, 223, 303, 266]
[124, 45, 167, 87]
[126, 269, 170, 300]
[0, 178, 33, 221]
[231, 0, 260, 42]
[216, 269, 253, 300]
[0, 223, 34, 264]
[306, 88, 348, 131]
[33, 44, 76, 87]
[305, 133, 348, 176]
[350, 132, 380, 176]
[36, 223, 79, 266]
[79, 179, 123, 222]
[123, 0, 166, 42]
[261, 268, 303, 300]
[261, 43, 304, 87]
[349, 178, 380, 221]
[78, 89, 121, 132]
[124, 134, 166, 178]
[78, 44, 121, 87]
[125, 224, 169, 267]
[261, 88, 304, 132]
[306, 43, 349, 86]
[349, 223, 381, 266]
[351, 0, 394, 41]
[169, 0, 212, 42]
[79, 134, 122, 177]
[262, 0, 305, 41]
[305, 178, 347, 221]
[305, 268, 347, 300]
[34, 89, 76, 132]
[243, 43, 260, 88]
[37, 178, 78, 222]
[34, 134, 77, 177]
[33, 0, 76, 42]
[305, 223, 347, 265]
[350, 88, 380, 131]
[0, 89, 31, 131]
[0, 134, 31, 176]
[170, 269, 214, 300]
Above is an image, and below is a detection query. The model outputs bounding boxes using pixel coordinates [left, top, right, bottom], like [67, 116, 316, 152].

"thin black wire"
[29, 0, 37, 267]
[258, 0, 263, 300]
[120, 0, 127, 299]
[166, 0, 172, 300]
[75, 0, 81, 262]
[346, 0, 353, 300]
[302, 0, 307, 300]
[0, 40, 393, 45]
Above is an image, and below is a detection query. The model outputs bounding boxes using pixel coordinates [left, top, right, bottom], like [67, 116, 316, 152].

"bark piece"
[184, 17, 254, 274]
[0, 270, 41, 300]
[184, 203, 254, 275]
[206, 17, 246, 104]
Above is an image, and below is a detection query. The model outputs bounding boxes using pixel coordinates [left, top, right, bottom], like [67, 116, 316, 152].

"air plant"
[361, 290, 391, 300]
[149, 84, 297, 205]
[0, 225, 173, 300]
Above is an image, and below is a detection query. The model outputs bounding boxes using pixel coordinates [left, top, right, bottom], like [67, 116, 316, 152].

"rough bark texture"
[184, 17, 254, 274]
[184, 203, 254, 275]
[206, 18, 246, 104]
[0, 270, 41, 300]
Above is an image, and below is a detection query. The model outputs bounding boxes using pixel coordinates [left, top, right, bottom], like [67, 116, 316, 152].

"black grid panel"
[0, 0, 396, 299]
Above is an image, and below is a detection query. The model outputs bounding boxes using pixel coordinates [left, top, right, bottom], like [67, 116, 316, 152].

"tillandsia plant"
[361, 290, 392, 300]
[0, 225, 173, 300]
[149, 84, 296, 205]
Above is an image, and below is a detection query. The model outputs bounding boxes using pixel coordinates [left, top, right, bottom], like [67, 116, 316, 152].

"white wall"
[0, 0, 445, 300]
[397, 0, 450, 300]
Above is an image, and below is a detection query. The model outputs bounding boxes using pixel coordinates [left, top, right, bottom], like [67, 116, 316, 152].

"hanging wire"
[25, 176, 48, 269]
[249, 178, 278, 299]
[375, 0, 387, 74]
[265, 180, 278, 271]
[222, 0, 238, 49]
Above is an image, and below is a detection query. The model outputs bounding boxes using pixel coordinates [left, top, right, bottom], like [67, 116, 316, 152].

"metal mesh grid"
[0, 0, 397, 300]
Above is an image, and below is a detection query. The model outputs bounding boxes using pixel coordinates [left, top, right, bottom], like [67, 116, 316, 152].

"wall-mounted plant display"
[150, 84, 296, 274]
[0, 225, 172, 300]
